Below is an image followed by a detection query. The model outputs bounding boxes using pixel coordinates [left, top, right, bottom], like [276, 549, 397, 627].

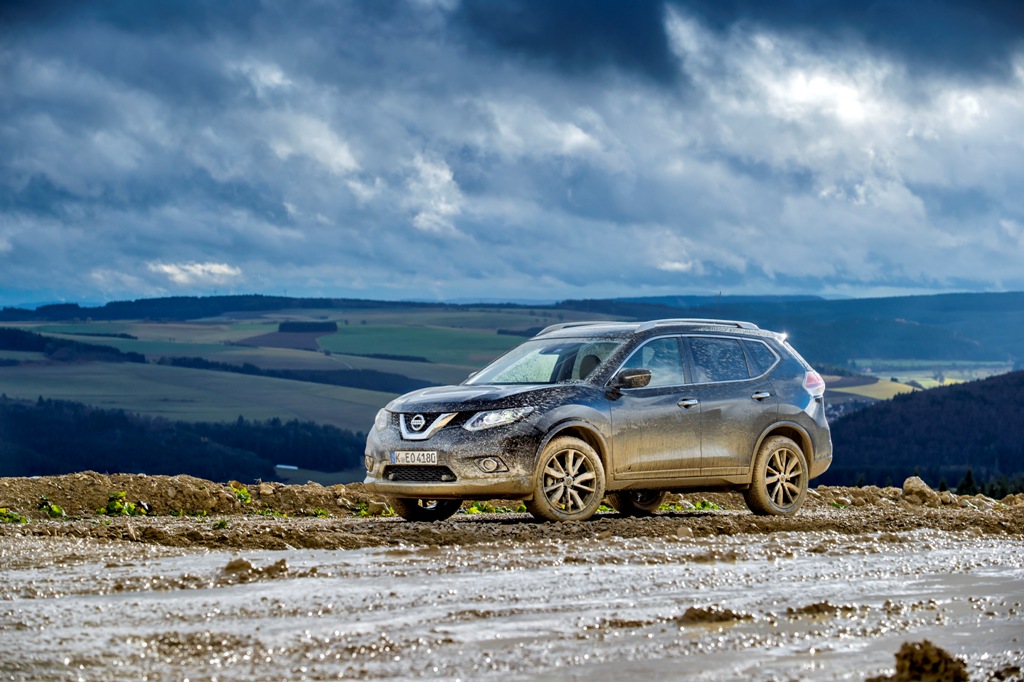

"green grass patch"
[229, 482, 252, 504]
[98, 491, 148, 516]
[0, 508, 28, 524]
[38, 496, 65, 518]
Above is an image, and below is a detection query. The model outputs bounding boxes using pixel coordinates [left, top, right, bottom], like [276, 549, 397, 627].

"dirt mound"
[0, 471, 379, 519]
[2, 473, 1023, 552]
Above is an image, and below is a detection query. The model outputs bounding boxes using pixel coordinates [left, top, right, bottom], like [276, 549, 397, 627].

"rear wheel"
[388, 497, 462, 522]
[743, 435, 808, 516]
[606, 491, 668, 516]
[525, 436, 606, 522]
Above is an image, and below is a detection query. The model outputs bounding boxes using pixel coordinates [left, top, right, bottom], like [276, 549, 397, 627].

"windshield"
[466, 338, 624, 385]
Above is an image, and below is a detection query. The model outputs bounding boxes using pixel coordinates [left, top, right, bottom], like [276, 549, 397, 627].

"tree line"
[0, 327, 145, 363]
[0, 396, 366, 482]
[157, 356, 434, 394]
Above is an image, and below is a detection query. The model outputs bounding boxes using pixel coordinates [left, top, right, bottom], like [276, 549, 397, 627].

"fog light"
[476, 456, 508, 474]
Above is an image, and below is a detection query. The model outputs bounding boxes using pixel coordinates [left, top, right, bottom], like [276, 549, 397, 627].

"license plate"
[391, 450, 438, 465]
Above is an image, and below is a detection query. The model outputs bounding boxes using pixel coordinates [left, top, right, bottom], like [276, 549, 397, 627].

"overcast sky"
[2, 0, 1023, 306]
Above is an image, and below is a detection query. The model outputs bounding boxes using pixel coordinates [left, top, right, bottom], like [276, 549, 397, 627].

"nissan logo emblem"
[409, 414, 427, 431]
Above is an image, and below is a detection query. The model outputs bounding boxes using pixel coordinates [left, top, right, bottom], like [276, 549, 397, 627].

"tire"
[606, 491, 669, 516]
[743, 435, 808, 516]
[388, 497, 462, 522]
[525, 436, 606, 522]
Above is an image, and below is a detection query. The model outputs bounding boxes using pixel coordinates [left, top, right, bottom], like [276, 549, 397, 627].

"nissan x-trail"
[364, 319, 832, 522]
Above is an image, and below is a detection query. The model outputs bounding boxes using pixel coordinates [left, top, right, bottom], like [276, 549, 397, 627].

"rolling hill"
[823, 370, 1024, 491]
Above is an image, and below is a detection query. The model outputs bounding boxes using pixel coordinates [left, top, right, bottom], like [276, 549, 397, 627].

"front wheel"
[743, 435, 808, 516]
[606, 491, 668, 516]
[525, 436, 606, 522]
[388, 497, 462, 522]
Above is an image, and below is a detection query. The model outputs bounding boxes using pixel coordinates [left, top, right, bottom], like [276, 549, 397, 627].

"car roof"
[534, 318, 779, 340]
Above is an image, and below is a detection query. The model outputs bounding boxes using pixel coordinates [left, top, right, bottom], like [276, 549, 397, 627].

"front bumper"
[363, 416, 544, 500]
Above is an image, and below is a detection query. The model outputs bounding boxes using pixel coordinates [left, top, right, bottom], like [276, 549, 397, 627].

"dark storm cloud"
[0, 0, 260, 37]
[454, 0, 1024, 83]
[1, 0, 1023, 304]
[452, 0, 681, 83]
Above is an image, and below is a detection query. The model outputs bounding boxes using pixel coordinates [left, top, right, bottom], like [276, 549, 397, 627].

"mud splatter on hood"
[387, 383, 588, 413]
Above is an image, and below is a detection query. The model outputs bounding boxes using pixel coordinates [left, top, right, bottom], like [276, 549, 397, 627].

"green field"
[316, 324, 521, 366]
[0, 362, 388, 433]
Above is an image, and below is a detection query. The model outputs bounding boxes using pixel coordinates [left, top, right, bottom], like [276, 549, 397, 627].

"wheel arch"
[754, 421, 813, 464]
[536, 420, 609, 465]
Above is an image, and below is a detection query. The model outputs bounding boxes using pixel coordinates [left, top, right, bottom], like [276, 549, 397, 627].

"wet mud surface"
[2, 475, 1024, 680]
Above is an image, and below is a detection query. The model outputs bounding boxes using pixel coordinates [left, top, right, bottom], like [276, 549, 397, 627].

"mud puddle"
[2, 529, 1023, 681]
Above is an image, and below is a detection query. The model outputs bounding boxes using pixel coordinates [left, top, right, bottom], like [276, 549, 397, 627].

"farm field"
[828, 377, 916, 400]
[851, 358, 1012, 388]
[3, 304, 1018, 441]
[315, 324, 520, 366]
[0, 307, 605, 435]
[0, 361, 388, 433]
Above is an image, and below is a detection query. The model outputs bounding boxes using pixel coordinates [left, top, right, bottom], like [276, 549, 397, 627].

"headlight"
[374, 408, 390, 432]
[463, 406, 535, 431]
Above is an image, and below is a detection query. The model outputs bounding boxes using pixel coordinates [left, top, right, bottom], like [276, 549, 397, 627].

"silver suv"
[364, 319, 832, 522]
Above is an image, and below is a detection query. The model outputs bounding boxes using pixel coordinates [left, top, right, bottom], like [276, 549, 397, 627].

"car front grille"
[383, 465, 457, 482]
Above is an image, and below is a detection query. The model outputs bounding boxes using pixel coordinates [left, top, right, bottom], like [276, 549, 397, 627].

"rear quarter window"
[743, 340, 779, 376]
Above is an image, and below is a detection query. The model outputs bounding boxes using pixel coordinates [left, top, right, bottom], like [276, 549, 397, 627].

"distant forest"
[0, 396, 365, 482]
[0, 294, 445, 322]
[0, 327, 145, 363]
[823, 370, 1024, 495]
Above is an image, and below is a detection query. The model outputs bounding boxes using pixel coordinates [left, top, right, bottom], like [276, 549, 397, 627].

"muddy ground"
[2, 473, 1024, 680]
[2, 472, 1023, 550]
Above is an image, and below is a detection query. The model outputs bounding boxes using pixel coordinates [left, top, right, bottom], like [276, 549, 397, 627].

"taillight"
[803, 370, 825, 397]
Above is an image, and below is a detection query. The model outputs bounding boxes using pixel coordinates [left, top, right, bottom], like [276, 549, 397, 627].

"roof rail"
[636, 318, 759, 332]
[535, 321, 616, 336]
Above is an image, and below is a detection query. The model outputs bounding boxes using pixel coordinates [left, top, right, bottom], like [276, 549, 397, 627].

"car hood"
[388, 383, 580, 413]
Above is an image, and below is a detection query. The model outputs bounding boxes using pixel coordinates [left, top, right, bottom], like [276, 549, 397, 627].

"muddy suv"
[364, 319, 832, 522]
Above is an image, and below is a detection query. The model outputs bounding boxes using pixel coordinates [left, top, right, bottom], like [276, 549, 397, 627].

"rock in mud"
[867, 639, 969, 682]
[903, 477, 941, 507]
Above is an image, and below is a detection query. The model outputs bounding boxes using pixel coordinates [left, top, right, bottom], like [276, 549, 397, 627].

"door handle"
[678, 398, 699, 408]
[752, 391, 772, 401]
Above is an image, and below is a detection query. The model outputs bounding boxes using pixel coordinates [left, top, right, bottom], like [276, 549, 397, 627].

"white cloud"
[147, 262, 243, 286]
[405, 155, 463, 234]
[268, 113, 359, 176]
[230, 60, 294, 96]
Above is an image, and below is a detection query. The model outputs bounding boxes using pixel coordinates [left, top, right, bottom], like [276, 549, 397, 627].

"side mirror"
[611, 368, 652, 390]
